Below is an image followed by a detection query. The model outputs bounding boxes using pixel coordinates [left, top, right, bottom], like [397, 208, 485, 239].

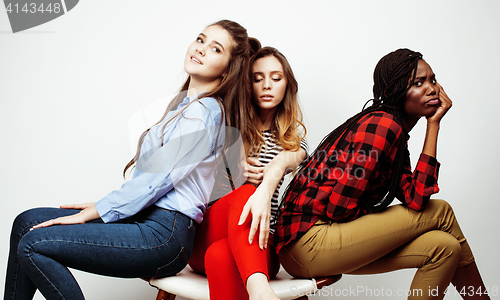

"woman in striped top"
[249, 131, 308, 234]
[189, 46, 307, 300]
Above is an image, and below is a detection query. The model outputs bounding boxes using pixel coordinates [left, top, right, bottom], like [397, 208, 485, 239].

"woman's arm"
[239, 148, 307, 250]
[95, 98, 223, 223]
[397, 150, 439, 210]
[31, 98, 223, 229]
[397, 84, 452, 210]
[421, 83, 452, 158]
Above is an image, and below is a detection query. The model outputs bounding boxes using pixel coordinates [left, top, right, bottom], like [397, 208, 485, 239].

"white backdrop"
[1, 1, 499, 299]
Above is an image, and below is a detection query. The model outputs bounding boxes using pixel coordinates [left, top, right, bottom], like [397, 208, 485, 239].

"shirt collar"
[177, 92, 208, 110]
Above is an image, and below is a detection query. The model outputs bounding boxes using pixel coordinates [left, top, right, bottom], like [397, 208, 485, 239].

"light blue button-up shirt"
[95, 95, 224, 224]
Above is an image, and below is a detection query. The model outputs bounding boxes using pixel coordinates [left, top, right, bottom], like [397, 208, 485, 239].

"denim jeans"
[4, 206, 195, 300]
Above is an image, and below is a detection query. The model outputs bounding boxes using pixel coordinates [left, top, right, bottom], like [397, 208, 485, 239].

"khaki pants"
[279, 200, 474, 300]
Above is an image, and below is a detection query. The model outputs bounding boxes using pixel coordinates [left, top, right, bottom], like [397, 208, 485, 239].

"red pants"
[189, 184, 279, 300]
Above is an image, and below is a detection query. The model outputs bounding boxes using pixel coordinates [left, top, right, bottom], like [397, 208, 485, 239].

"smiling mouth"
[191, 56, 202, 65]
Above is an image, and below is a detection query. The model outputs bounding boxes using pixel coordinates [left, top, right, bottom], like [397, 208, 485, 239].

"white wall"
[1, 1, 499, 299]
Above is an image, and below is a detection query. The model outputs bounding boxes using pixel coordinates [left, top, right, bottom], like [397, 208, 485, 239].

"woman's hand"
[30, 205, 100, 230]
[244, 157, 264, 185]
[60, 202, 96, 210]
[30, 213, 86, 230]
[422, 83, 452, 158]
[238, 185, 273, 250]
[238, 149, 307, 249]
[427, 83, 452, 124]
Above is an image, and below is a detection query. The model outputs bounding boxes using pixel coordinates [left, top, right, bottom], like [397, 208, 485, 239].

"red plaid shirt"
[275, 111, 440, 252]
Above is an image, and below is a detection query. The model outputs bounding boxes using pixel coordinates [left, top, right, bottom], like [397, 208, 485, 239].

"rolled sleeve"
[397, 152, 440, 211]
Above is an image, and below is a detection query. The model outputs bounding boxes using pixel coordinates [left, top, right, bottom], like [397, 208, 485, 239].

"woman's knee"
[13, 207, 69, 232]
[13, 208, 37, 228]
[422, 199, 459, 229]
[16, 229, 39, 264]
[424, 231, 461, 267]
[205, 239, 234, 273]
[14, 210, 70, 263]
[12, 208, 48, 238]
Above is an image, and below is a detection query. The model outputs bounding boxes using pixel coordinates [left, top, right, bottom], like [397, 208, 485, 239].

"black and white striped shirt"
[250, 130, 308, 233]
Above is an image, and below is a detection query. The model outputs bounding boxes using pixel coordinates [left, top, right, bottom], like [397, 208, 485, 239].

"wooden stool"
[147, 266, 342, 300]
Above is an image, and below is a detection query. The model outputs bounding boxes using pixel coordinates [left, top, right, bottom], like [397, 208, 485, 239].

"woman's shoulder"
[355, 110, 403, 142]
[184, 96, 223, 118]
[359, 111, 401, 130]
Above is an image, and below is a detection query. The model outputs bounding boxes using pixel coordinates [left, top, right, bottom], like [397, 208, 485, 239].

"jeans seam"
[29, 238, 161, 250]
[150, 212, 178, 250]
[26, 251, 66, 300]
[152, 246, 188, 279]
[10, 221, 42, 300]
[9, 262, 19, 300]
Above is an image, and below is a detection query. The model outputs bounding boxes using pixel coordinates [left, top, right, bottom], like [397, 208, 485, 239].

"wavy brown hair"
[123, 20, 255, 177]
[244, 47, 306, 156]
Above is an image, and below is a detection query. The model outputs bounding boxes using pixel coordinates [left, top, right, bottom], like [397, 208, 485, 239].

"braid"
[281, 49, 422, 213]
[362, 49, 421, 212]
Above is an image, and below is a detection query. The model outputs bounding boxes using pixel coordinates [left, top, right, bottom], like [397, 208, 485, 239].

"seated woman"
[3, 20, 255, 300]
[275, 49, 490, 300]
[189, 46, 308, 300]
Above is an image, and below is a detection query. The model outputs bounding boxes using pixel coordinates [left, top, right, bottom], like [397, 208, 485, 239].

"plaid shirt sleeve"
[396, 151, 440, 210]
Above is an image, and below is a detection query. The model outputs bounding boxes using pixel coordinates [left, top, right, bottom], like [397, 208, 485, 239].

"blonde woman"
[189, 46, 308, 300]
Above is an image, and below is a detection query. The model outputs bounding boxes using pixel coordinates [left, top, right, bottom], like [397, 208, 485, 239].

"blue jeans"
[4, 206, 195, 300]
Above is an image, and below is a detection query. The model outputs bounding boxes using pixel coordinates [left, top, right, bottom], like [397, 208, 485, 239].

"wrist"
[264, 161, 287, 180]
[256, 184, 274, 200]
[80, 205, 99, 222]
[426, 120, 440, 133]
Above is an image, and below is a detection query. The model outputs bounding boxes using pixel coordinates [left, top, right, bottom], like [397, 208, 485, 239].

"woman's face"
[404, 60, 441, 120]
[184, 25, 234, 83]
[252, 55, 287, 113]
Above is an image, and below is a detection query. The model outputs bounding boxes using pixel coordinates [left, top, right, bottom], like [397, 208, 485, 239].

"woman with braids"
[4, 20, 255, 300]
[275, 48, 490, 300]
[189, 46, 308, 300]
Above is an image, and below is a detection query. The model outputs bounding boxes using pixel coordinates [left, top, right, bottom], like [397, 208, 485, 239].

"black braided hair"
[283, 48, 423, 213]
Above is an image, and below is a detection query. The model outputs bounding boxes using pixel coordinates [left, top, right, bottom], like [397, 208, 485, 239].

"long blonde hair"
[244, 47, 306, 156]
[124, 20, 255, 177]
